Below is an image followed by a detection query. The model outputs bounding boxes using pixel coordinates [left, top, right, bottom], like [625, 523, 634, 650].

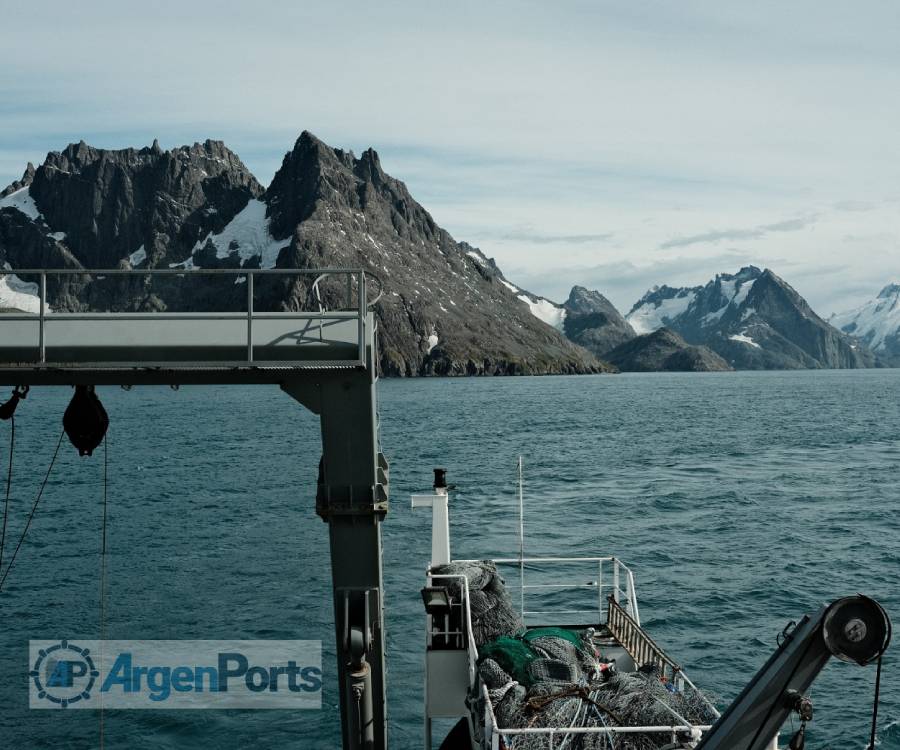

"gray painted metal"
[0, 268, 390, 750]
[0, 268, 377, 380]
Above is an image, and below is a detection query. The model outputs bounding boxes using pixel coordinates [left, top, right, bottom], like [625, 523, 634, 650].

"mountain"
[603, 328, 731, 372]
[0, 132, 607, 376]
[626, 266, 874, 369]
[830, 284, 900, 366]
[561, 286, 636, 358]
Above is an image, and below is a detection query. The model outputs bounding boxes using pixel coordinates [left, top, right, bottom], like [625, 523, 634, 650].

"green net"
[478, 636, 540, 686]
[522, 627, 584, 648]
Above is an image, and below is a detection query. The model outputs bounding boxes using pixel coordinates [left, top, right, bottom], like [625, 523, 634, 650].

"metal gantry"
[0, 267, 389, 750]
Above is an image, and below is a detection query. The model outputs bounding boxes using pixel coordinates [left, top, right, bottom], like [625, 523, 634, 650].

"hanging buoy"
[63, 385, 109, 456]
[0, 385, 29, 421]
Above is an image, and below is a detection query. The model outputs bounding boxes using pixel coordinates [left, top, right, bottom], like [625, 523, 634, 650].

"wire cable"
[867, 655, 883, 750]
[0, 426, 65, 593]
[0, 415, 14, 572]
[99, 434, 109, 750]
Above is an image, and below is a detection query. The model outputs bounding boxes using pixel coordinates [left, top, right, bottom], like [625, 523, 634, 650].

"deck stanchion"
[39, 272, 46, 363]
[613, 559, 620, 604]
[358, 270, 366, 367]
[246, 272, 254, 363]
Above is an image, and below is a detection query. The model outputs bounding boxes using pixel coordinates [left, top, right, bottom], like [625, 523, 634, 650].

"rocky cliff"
[561, 286, 636, 358]
[603, 327, 732, 372]
[0, 132, 607, 376]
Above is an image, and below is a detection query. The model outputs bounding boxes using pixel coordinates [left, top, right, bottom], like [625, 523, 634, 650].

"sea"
[0, 369, 897, 749]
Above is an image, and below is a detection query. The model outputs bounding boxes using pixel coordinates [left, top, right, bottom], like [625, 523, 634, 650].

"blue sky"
[2, 0, 898, 314]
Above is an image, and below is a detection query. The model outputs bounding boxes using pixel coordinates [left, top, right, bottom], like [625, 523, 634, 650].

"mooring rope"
[0, 426, 65, 593]
[0, 415, 14, 572]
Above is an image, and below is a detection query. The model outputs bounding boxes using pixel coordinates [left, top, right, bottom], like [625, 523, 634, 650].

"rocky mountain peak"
[877, 283, 900, 299]
[0, 163, 35, 199]
[564, 285, 615, 316]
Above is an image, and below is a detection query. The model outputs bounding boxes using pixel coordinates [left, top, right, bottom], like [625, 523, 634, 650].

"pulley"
[822, 595, 892, 665]
[63, 385, 109, 456]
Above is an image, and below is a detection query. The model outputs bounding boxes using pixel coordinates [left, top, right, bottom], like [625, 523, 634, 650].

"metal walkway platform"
[0, 268, 375, 386]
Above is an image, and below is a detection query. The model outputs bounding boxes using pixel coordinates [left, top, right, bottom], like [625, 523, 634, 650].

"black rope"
[0, 426, 65, 593]
[0, 415, 14, 572]
[867, 655, 883, 750]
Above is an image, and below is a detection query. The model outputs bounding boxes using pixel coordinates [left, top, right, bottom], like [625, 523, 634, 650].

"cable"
[0, 426, 65, 593]
[99, 434, 109, 750]
[867, 655, 882, 750]
[0, 415, 14, 572]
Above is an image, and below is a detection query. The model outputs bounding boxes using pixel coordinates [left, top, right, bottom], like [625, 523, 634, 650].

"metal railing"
[0, 267, 381, 369]
[465, 556, 640, 626]
[607, 595, 680, 680]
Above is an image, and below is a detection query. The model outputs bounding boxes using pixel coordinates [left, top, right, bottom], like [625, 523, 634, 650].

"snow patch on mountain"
[0, 188, 42, 221]
[190, 199, 288, 268]
[627, 290, 696, 334]
[729, 332, 760, 348]
[129, 245, 147, 267]
[520, 295, 566, 330]
[0, 272, 43, 313]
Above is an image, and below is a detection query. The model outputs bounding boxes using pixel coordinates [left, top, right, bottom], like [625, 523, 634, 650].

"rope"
[867, 655, 882, 750]
[99, 434, 109, 749]
[0, 426, 65, 593]
[0, 415, 14, 572]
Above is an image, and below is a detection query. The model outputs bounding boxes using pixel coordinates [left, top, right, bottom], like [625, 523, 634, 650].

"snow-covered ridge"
[627, 290, 696, 334]
[498, 278, 566, 331]
[0, 187, 42, 221]
[176, 199, 288, 269]
[627, 270, 758, 335]
[831, 283, 900, 352]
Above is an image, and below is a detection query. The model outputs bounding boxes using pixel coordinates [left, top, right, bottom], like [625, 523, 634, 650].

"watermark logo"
[29, 640, 100, 707]
[29, 640, 321, 709]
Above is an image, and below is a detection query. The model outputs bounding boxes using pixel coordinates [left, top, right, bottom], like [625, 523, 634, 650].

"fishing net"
[469, 593, 717, 749]
[430, 560, 523, 646]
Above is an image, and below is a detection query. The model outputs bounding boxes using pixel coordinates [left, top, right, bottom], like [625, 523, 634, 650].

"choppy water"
[0, 370, 897, 749]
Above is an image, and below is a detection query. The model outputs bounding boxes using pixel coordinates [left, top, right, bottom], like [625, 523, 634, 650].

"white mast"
[518, 455, 525, 619]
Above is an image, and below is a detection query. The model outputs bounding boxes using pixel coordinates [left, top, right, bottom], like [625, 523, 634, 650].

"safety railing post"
[357, 270, 366, 367]
[613, 558, 620, 604]
[627, 569, 640, 626]
[246, 271, 254, 363]
[39, 272, 46, 364]
[597, 560, 603, 623]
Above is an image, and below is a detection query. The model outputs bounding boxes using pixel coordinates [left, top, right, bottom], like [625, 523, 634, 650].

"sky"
[1, 0, 899, 315]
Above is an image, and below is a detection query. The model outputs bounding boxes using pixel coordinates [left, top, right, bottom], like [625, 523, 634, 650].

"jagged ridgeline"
[0, 132, 607, 376]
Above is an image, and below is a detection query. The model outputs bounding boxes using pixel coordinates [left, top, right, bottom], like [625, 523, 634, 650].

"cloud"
[660, 215, 818, 249]
[832, 200, 876, 212]
[484, 228, 615, 245]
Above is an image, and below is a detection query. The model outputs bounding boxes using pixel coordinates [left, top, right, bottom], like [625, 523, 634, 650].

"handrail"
[607, 595, 680, 680]
[0, 267, 383, 370]
[461, 556, 640, 626]
[483, 684, 713, 749]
